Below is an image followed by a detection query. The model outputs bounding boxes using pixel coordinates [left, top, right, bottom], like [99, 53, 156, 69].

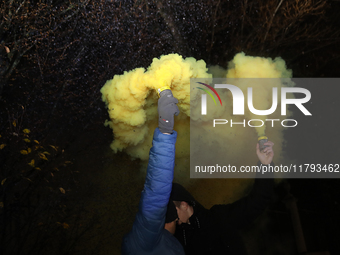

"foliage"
[0, 111, 100, 254]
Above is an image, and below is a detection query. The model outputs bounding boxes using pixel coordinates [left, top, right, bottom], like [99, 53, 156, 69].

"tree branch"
[262, 0, 284, 51]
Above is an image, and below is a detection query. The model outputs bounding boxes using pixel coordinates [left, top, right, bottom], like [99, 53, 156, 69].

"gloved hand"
[158, 89, 180, 134]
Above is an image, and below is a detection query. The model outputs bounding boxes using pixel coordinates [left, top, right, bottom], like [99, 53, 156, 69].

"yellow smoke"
[209, 52, 293, 136]
[101, 52, 293, 207]
[101, 53, 211, 161]
[227, 52, 292, 136]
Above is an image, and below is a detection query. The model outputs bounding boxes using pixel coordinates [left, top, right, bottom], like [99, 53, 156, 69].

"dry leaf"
[23, 129, 30, 134]
[20, 150, 28, 155]
[35, 167, 41, 171]
[28, 159, 35, 167]
[24, 139, 31, 143]
[0, 144, 6, 150]
[59, 187, 65, 194]
[62, 222, 70, 229]
[1, 178, 6, 185]
[49, 145, 58, 151]
[39, 153, 48, 160]
[34, 140, 39, 144]
[0, 202, 3, 208]
[12, 120, 16, 127]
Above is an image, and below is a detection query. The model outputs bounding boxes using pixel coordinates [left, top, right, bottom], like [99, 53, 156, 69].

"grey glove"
[158, 90, 180, 134]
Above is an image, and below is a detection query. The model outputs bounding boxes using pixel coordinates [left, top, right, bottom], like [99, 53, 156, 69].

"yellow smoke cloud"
[101, 53, 211, 161]
[226, 52, 293, 136]
[208, 52, 293, 136]
[101, 52, 293, 207]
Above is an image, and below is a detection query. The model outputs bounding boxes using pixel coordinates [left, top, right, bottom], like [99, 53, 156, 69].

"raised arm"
[133, 129, 177, 249]
[122, 89, 179, 252]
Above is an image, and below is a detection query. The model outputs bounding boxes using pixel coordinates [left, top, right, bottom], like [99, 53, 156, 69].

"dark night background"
[1, 0, 340, 254]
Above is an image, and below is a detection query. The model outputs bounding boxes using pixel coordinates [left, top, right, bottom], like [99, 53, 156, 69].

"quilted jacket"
[122, 128, 185, 255]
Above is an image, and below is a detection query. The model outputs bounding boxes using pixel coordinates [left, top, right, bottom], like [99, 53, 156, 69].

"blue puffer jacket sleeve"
[122, 128, 178, 253]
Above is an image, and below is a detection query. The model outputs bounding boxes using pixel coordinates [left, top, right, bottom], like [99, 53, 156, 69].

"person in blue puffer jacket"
[122, 88, 185, 255]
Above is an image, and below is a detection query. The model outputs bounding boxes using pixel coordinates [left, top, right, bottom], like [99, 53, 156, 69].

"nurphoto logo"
[201, 84, 312, 116]
[199, 83, 312, 129]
